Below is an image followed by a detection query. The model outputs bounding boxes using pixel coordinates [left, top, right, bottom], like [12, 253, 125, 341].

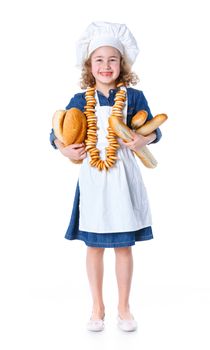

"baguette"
[131, 110, 148, 129]
[136, 113, 168, 136]
[109, 116, 133, 142]
[109, 115, 158, 168]
[136, 147, 157, 168]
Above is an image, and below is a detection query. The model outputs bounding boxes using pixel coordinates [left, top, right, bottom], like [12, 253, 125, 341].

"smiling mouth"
[100, 72, 113, 76]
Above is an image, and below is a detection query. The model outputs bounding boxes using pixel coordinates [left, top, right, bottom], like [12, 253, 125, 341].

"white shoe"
[87, 316, 105, 332]
[117, 315, 137, 332]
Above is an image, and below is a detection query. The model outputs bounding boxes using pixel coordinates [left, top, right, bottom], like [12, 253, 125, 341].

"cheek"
[114, 64, 121, 75]
[91, 64, 99, 76]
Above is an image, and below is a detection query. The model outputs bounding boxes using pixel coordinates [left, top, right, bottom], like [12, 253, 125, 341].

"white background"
[0, 0, 210, 349]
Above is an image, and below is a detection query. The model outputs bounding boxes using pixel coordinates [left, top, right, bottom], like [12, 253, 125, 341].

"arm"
[49, 92, 87, 160]
[122, 131, 156, 152]
[138, 92, 162, 143]
[127, 89, 162, 144]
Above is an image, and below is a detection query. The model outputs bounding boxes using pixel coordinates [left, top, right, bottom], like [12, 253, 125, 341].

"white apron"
[78, 89, 152, 233]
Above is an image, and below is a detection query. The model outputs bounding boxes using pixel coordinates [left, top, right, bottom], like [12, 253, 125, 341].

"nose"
[104, 61, 111, 70]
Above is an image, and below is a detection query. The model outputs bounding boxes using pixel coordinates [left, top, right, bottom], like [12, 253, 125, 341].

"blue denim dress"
[50, 87, 162, 248]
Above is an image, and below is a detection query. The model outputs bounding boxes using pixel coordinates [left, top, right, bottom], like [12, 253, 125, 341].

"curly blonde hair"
[80, 56, 139, 89]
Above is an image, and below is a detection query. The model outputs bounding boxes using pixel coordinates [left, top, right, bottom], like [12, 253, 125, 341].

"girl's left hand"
[122, 131, 156, 152]
[122, 131, 146, 152]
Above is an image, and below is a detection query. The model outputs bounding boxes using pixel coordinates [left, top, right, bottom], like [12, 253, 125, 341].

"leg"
[114, 247, 133, 319]
[86, 247, 105, 320]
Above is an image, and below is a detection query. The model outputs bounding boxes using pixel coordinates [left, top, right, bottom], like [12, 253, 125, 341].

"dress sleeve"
[65, 92, 86, 111]
[135, 91, 162, 144]
[49, 128, 57, 149]
[49, 92, 86, 149]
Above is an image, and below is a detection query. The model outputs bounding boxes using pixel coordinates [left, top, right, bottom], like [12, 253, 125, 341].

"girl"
[50, 21, 162, 332]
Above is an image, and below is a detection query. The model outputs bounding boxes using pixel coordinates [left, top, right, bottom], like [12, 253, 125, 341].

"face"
[90, 46, 121, 90]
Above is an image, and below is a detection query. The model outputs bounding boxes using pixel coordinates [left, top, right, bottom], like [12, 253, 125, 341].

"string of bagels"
[52, 83, 168, 170]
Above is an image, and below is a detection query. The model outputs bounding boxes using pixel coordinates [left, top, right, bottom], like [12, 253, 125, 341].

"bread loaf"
[52, 110, 66, 143]
[62, 108, 87, 145]
[52, 107, 87, 164]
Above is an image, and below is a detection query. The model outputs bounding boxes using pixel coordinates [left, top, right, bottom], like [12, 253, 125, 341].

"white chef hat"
[76, 21, 139, 67]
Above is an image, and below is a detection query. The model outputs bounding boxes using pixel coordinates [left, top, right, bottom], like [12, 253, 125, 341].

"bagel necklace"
[84, 83, 126, 171]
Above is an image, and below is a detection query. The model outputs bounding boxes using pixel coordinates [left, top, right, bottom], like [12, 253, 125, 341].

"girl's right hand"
[54, 139, 87, 161]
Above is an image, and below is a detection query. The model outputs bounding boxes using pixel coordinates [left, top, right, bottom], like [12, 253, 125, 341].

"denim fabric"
[51, 87, 158, 247]
[50, 129, 57, 149]
[49, 87, 162, 148]
[65, 183, 153, 248]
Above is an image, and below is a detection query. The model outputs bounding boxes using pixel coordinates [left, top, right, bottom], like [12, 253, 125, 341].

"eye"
[109, 58, 119, 63]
